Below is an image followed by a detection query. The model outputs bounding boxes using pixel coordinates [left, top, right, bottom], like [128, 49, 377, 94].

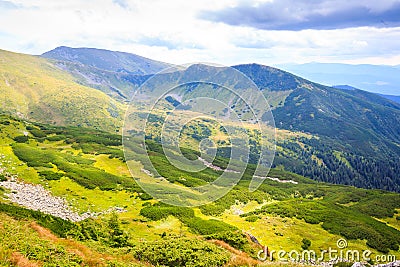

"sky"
[0, 0, 400, 66]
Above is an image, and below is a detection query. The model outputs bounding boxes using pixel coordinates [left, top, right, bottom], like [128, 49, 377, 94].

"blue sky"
[0, 0, 399, 66]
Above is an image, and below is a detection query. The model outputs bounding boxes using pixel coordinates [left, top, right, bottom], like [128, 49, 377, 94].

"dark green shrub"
[107, 213, 130, 248]
[29, 129, 46, 138]
[0, 203, 76, 238]
[140, 204, 194, 221]
[38, 171, 64, 181]
[301, 238, 311, 250]
[334, 262, 353, 267]
[46, 135, 66, 141]
[138, 192, 153, 200]
[245, 215, 259, 222]
[14, 135, 29, 143]
[205, 231, 248, 250]
[183, 218, 236, 235]
[140, 204, 236, 235]
[133, 237, 229, 267]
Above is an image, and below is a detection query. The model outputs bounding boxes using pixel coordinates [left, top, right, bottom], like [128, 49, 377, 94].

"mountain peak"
[42, 46, 170, 75]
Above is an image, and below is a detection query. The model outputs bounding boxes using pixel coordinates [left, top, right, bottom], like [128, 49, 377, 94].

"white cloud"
[0, 0, 399, 66]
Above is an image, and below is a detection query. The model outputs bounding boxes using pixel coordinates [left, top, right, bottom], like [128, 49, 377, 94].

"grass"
[0, 49, 123, 132]
[0, 213, 83, 266]
[197, 202, 400, 262]
[0, 213, 143, 266]
[1, 114, 400, 266]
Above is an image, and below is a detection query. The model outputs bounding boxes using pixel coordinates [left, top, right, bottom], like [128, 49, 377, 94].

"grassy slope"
[0, 49, 123, 133]
[1, 115, 400, 266]
[0, 213, 144, 267]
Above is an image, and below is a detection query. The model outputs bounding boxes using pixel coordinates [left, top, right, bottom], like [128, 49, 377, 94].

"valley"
[1, 47, 400, 266]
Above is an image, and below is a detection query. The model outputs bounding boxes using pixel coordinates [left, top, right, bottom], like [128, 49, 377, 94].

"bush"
[245, 215, 259, 222]
[140, 204, 236, 235]
[107, 213, 130, 248]
[46, 135, 66, 141]
[301, 238, 311, 250]
[38, 171, 64, 181]
[14, 135, 29, 143]
[183, 218, 236, 235]
[12, 143, 141, 192]
[0, 203, 76, 238]
[0, 174, 7, 182]
[334, 262, 354, 267]
[138, 192, 153, 200]
[140, 204, 194, 221]
[205, 231, 248, 250]
[29, 129, 47, 138]
[133, 237, 230, 267]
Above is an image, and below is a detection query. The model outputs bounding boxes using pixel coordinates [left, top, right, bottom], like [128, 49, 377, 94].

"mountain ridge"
[280, 62, 400, 95]
[42, 46, 171, 75]
[2, 47, 400, 192]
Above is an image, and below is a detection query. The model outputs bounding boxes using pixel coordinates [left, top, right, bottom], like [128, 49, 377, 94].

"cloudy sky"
[1, 0, 400, 66]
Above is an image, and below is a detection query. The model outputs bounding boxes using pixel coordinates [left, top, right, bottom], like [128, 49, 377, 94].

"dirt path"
[29, 222, 140, 267]
[209, 239, 262, 266]
[10, 252, 41, 267]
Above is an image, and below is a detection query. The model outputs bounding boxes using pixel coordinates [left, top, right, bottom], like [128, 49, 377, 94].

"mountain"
[0, 49, 123, 132]
[40, 46, 168, 101]
[234, 64, 400, 146]
[122, 61, 400, 192]
[233, 64, 400, 191]
[3, 47, 400, 192]
[280, 62, 400, 95]
[2, 48, 400, 265]
[332, 84, 357, 91]
[333, 85, 400, 104]
[379, 94, 400, 104]
[42, 46, 170, 75]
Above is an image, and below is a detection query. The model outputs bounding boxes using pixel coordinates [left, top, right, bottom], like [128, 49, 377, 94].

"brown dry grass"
[10, 252, 41, 267]
[28, 222, 141, 267]
[209, 239, 261, 267]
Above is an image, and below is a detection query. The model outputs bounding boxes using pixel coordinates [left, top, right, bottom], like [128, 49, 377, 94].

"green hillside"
[1, 114, 400, 266]
[3, 48, 400, 193]
[177, 63, 400, 192]
[1, 48, 400, 266]
[0, 49, 123, 132]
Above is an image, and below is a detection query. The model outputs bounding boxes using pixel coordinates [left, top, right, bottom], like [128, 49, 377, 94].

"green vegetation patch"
[12, 143, 140, 191]
[140, 203, 236, 235]
[132, 236, 230, 267]
[0, 203, 76, 238]
[244, 199, 400, 253]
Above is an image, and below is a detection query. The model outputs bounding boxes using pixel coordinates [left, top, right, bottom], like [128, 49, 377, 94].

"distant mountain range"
[333, 85, 400, 104]
[1, 46, 400, 192]
[280, 62, 400, 96]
